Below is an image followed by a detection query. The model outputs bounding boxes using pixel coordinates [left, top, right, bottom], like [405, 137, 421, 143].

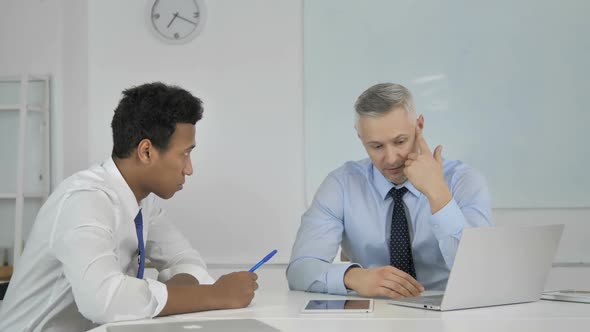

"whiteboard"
[303, 0, 590, 208]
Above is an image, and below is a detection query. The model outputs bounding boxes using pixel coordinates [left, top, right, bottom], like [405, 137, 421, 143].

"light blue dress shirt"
[287, 158, 492, 294]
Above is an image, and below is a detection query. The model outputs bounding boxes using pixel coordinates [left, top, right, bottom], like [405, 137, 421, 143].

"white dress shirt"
[0, 158, 215, 332]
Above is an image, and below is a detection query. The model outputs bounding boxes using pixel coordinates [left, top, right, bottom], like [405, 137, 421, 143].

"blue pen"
[249, 249, 278, 272]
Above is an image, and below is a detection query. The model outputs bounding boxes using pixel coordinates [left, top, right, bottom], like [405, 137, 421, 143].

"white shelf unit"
[0, 74, 50, 265]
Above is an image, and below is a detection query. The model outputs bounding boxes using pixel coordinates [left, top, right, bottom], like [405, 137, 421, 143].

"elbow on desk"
[285, 263, 297, 290]
[285, 260, 306, 291]
[75, 275, 154, 324]
[77, 295, 118, 325]
[286, 260, 326, 293]
[77, 294, 153, 325]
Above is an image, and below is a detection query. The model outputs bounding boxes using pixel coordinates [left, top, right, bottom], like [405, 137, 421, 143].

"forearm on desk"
[157, 284, 222, 317]
[287, 258, 359, 295]
[166, 273, 199, 286]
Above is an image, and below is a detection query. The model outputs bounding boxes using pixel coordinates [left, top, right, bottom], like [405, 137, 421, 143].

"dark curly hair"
[111, 82, 203, 158]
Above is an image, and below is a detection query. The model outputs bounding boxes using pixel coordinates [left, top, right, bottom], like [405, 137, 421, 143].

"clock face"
[150, 0, 205, 44]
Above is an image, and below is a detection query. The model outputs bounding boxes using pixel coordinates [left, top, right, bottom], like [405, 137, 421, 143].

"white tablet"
[301, 299, 374, 313]
[542, 290, 590, 304]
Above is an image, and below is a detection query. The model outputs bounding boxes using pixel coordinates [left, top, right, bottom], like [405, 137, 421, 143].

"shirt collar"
[371, 163, 422, 200]
[102, 157, 141, 214]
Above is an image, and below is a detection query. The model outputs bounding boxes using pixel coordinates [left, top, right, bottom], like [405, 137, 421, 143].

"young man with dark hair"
[0, 82, 258, 332]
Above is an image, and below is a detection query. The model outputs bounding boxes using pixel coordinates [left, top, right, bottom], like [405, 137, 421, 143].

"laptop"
[389, 224, 564, 311]
[106, 318, 280, 332]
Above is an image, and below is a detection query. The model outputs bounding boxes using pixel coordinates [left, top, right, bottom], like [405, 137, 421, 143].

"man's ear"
[417, 114, 425, 130]
[354, 121, 363, 140]
[137, 139, 153, 164]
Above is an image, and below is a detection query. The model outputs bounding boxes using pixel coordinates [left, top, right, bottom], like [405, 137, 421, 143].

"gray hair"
[354, 83, 416, 119]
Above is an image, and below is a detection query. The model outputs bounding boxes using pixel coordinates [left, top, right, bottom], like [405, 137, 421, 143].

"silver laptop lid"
[441, 224, 563, 310]
[106, 318, 280, 332]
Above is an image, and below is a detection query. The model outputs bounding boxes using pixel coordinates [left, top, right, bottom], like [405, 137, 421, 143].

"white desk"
[86, 264, 590, 331]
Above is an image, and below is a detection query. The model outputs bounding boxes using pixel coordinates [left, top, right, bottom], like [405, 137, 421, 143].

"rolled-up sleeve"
[144, 197, 215, 285]
[50, 191, 168, 323]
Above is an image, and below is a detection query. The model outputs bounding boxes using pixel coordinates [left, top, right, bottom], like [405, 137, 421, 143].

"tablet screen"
[303, 299, 373, 311]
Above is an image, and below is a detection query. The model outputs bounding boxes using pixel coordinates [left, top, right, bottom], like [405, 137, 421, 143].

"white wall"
[0, 0, 64, 257]
[0, 0, 90, 184]
[61, 0, 89, 178]
[86, 0, 305, 264]
[0, 0, 65, 190]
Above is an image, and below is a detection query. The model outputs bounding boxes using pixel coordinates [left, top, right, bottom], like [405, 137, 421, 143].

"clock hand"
[167, 12, 179, 28]
[176, 14, 197, 26]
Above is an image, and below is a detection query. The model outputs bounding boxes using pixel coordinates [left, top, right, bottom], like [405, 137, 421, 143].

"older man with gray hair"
[287, 82, 492, 298]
